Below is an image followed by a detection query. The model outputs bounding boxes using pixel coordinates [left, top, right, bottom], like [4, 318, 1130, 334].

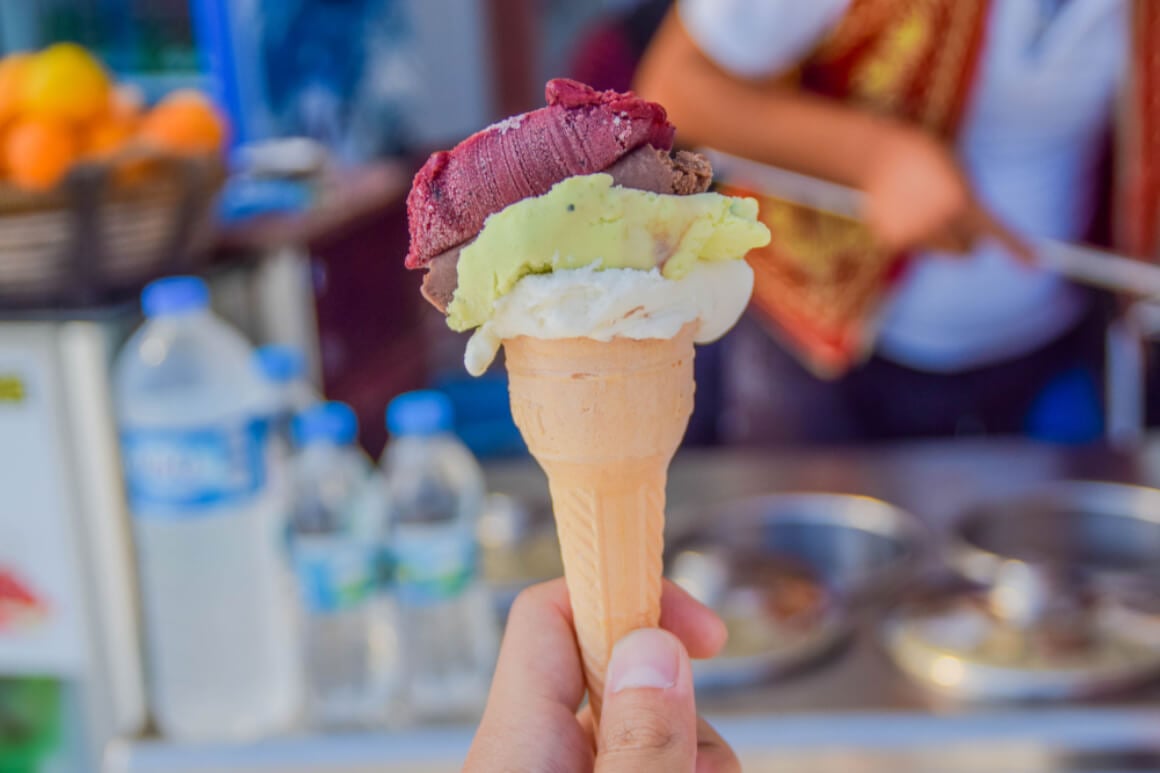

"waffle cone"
[504, 323, 696, 719]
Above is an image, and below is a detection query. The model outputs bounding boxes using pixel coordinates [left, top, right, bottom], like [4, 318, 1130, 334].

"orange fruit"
[21, 43, 111, 124]
[5, 118, 78, 190]
[137, 90, 227, 157]
[83, 116, 135, 158]
[0, 54, 31, 126]
[82, 84, 145, 159]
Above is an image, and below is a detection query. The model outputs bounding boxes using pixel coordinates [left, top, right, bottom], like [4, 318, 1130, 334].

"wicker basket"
[0, 152, 225, 308]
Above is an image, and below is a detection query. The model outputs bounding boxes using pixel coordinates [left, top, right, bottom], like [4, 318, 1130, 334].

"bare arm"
[635, 10, 1031, 258]
[635, 10, 906, 189]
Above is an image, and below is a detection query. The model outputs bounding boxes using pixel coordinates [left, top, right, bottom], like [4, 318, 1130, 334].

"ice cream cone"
[504, 323, 696, 720]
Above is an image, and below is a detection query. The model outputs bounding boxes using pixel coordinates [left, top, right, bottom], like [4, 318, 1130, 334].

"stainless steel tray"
[949, 481, 1160, 586]
[885, 480, 1160, 702]
[670, 493, 927, 688]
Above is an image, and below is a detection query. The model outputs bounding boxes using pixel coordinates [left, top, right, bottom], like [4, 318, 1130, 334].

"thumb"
[595, 628, 698, 773]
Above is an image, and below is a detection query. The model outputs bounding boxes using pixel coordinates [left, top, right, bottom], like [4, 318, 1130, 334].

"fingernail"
[608, 629, 680, 693]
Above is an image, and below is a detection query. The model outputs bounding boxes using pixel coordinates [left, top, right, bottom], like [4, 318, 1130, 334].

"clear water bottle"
[381, 391, 498, 723]
[114, 276, 302, 742]
[289, 402, 393, 729]
[254, 344, 317, 450]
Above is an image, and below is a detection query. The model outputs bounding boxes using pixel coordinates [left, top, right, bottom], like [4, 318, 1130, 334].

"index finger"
[467, 580, 592, 773]
[492, 579, 587, 710]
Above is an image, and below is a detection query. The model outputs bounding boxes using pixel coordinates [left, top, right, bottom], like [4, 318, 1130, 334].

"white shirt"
[680, 0, 1128, 371]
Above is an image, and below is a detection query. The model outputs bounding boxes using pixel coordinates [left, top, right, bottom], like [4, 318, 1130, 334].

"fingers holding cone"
[469, 577, 735, 773]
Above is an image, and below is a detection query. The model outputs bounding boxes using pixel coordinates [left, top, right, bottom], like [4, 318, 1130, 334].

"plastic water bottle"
[114, 276, 302, 742]
[289, 402, 394, 728]
[254, 344, 317, 449]
[381, 391, 498, 723]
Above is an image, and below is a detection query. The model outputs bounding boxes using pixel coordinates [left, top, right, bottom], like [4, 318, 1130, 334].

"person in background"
[638, 1, 1160, 444]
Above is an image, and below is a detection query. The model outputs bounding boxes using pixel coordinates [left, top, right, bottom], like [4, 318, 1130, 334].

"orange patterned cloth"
[737, 0, 1159, 377]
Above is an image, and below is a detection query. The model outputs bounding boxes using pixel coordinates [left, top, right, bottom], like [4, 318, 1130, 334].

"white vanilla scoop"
[463, 260, 755, 376]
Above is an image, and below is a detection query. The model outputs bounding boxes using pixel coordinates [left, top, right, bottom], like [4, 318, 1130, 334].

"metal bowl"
[677, 493, 928, 602]
[884, 592, 1160, 702]
[670, 493, 927, 688]
[949, 481, 1160, 588]
[884, 481, 1160, 703]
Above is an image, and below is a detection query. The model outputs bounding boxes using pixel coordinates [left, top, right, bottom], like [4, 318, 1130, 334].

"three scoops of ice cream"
[406, 77, 770, 376]
[405, 78, 770, 719]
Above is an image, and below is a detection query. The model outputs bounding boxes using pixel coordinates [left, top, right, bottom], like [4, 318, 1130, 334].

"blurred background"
[1, 1, 1159, 771]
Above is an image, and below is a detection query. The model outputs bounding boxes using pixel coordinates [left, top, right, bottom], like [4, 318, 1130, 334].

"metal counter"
[111, 439, 1160, 773]
[488, 439, 1160, 716]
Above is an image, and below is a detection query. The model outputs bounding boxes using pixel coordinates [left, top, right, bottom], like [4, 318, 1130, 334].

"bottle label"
[121, 418, 270, 514]
[293, 538, 375, 613]
[392, 530, 475, 606]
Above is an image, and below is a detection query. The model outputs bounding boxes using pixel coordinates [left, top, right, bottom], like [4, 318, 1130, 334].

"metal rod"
[702, 148, 1160, 299]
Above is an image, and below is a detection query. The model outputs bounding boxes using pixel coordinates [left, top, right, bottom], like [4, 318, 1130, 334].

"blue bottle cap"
[293, 402, 358, 446]
[255, 344, 306, 384]
[141, 276, 210, 318]
[386, 390, 453, 437]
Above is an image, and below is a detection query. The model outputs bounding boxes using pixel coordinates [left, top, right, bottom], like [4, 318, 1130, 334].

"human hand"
[861, 126, 1033, 261]
[463, 578, 739, 773]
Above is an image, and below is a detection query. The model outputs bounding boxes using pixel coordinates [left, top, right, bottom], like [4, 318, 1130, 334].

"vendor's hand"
[861, 126, 1033, 261]
[464, 578, 738, 773]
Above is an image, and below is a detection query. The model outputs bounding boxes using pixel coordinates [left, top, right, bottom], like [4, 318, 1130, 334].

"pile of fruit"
[0, 43, 228, 192]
